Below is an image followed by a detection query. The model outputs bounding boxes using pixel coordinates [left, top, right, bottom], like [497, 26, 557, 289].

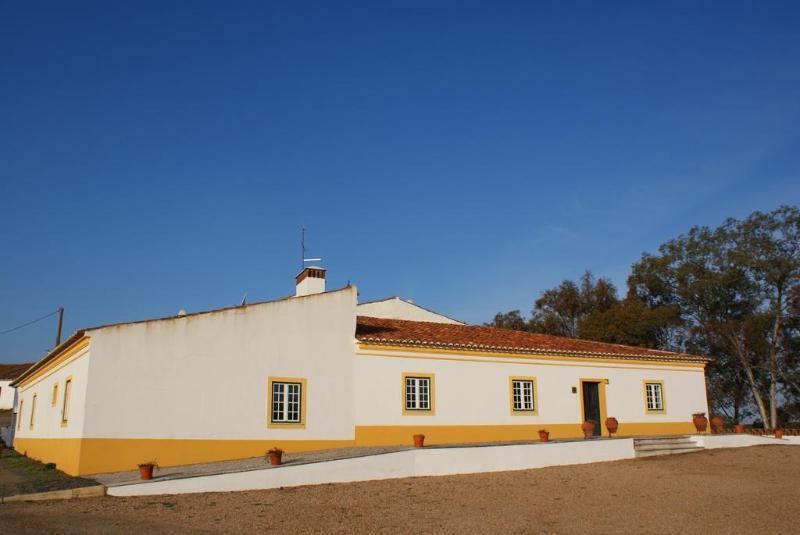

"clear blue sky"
[2, 2, 799, 363]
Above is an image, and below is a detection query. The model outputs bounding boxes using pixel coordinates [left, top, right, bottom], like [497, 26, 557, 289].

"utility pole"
[301, 226, 306, 271]
[55, 307, 64, 346]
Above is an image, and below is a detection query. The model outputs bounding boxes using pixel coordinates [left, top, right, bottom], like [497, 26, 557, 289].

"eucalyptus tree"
[732, 206, 800, 427]
[629, 206, 800, 428]
[528, 271, 617, 338]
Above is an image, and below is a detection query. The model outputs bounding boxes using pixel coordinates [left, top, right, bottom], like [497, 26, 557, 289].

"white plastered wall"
[0, 380, 16, 410]
[357, 298, 463, 324]
[355, 348, 708, 426]
[82, 286, 358, 441]
[13, 346, 91, 440]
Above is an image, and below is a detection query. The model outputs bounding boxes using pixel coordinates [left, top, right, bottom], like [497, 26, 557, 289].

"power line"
[0, 309, 60, 335]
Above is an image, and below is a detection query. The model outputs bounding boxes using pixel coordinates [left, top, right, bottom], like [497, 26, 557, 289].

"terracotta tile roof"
[356, 316, 709, 363]
[0, 362, 35, 380]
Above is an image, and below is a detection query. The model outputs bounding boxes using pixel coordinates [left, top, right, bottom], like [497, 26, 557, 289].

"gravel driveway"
[1, 445, 797, 534]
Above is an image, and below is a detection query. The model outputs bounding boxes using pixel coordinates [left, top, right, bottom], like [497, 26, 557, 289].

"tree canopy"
[487, 205, 800, 427]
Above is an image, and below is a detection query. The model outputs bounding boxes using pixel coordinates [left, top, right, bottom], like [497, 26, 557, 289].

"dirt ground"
[1, 445, 798, 534]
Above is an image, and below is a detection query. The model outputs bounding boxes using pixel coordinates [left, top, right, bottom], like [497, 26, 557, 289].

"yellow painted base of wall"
[15, 421, 700, 476]
[13, 438, 355, 476]
[354, 422, 698, 446]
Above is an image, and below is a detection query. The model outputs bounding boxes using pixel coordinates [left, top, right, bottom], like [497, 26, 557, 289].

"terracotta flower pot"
[692, 413, 708, 433]
[774, 429, 784, 439]
[581, 420, 596, 439]
[605, 417, 619, 436]
[538, 430, 549, 443]
[268, 451, 282, 466]
[413, 434, 425, 448]
[138, 464, 154, 480]
[734, 424, 745, 434]
[710, 415, 725, 434]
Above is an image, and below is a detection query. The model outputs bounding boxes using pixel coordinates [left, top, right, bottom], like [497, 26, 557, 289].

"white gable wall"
[357, 297, 463, 324]
[83, 286, 358, 441]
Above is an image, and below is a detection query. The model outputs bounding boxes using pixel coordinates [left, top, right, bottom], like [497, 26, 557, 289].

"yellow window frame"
[643, 379, 666, 414]
[509, 376, 538, 415]
[29, 394, 37, 429]
[61, 376, 72, 427]
[401, 372, 436, 415]
[267, 376, 307, 429]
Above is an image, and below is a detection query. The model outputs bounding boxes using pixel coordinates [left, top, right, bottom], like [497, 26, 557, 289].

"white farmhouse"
[1, 362, 33, 446]
[11, 267, 710, 475]
[1, 363, 33, 410]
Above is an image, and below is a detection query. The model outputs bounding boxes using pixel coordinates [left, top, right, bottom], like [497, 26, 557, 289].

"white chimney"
[295, 266, 326, 297]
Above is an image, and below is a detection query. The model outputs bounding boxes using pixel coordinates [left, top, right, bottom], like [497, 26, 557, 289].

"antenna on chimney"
[300, 225, 321, 269]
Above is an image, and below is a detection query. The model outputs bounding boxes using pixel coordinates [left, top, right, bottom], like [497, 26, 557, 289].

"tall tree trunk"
[727, 333, 770, 428]
[768, 303, 782, 429]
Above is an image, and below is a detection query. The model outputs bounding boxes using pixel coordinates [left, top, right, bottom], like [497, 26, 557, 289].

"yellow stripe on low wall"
[14, 421, 699, 476]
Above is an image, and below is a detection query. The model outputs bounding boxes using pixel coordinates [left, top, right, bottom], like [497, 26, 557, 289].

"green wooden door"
[582, 382, 601, 437]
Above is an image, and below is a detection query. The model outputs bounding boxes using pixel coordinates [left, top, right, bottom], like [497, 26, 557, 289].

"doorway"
[581, 381, 602, 437]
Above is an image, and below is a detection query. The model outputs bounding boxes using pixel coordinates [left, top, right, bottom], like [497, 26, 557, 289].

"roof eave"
[356, 338, 711, 364]
[10, 330, 87, 387]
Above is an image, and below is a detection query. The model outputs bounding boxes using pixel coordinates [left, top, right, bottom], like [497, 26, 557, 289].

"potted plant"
[581, 420, 595, 439]
[605, 417, 619, 436]
[138, 462, 157, 480]
[710, 415, 724, 434]
[734, 423, 745, 434]
[774, 429, 784, 439]
[267, 447, 283, 466]
[692, 412, 708, 433]
[413, 434, 425, 448]
[538, 429, 549, 443]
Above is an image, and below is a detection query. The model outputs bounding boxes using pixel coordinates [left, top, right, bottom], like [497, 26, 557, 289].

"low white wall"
[695, 434, 798, 449]
[109, 439, 636, 497]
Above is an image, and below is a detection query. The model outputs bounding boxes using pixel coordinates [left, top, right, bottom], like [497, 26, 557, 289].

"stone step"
[634, 438, 696, 446]
[635, 447, 704, 458]
[634, 442, 699, 452]
[633, 435, 692, 441]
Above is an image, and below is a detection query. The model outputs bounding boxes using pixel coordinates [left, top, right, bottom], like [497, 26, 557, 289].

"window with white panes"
[271, 381, 302, 423]
[645, 382, 664, 412]
[405, 376, 431, 411]
[511, 379, 536, 412]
